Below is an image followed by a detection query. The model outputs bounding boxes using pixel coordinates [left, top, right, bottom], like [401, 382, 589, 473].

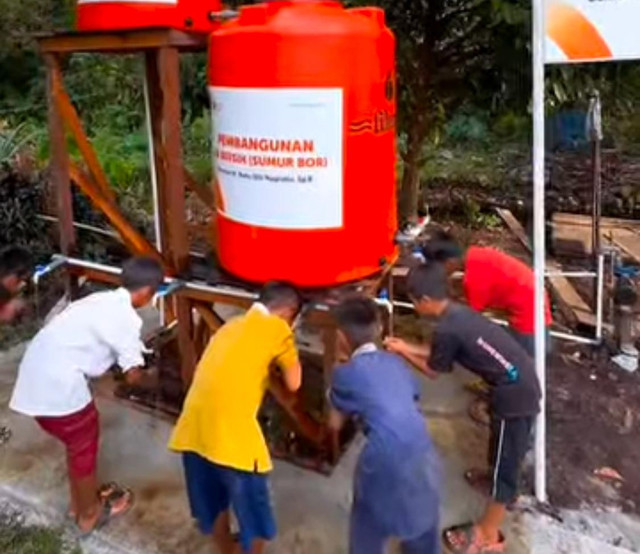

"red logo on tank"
[349, 110, 396, 135]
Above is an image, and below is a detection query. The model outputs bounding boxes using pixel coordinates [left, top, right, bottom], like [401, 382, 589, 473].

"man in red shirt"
[422, 231, 552, 357]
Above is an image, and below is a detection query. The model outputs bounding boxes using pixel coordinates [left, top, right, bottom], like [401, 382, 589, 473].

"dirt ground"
[547, 346, 640, 514]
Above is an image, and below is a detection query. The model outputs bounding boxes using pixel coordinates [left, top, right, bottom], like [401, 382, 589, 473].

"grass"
[0, 510, 81, 554]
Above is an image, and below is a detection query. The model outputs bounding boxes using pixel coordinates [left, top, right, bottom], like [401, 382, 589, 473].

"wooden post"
[322, 326, 340, 463]
[154, 46, 197, 385]
[54, 85, 116, 203]
[45, 53, 77, 295]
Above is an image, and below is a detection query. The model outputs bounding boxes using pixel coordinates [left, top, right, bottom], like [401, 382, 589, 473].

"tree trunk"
[399, 136, 422, 224]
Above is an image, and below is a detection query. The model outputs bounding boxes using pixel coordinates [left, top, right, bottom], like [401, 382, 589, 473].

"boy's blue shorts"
[182, 452, 276, 552]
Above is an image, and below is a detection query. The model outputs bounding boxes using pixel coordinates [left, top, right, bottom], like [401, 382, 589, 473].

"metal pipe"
[550, 330, 600, 346]
[544, 271, 597, 278]
[458, 270, 597, 280]
[143, 72, 165, 326]
[596, 253, 605, 342]
[54, 255, 258, 302]
[589, 91, 603, 277]
[392, 301, 600, 345]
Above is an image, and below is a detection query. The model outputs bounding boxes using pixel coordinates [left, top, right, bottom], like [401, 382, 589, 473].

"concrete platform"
[1, 340, 639, 553]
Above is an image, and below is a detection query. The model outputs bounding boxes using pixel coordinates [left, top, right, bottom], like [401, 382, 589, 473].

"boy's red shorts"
[35, 401, 99, 479]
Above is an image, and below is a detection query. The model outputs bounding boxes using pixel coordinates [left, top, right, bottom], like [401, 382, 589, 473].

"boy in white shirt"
[10, 256, 163, 535]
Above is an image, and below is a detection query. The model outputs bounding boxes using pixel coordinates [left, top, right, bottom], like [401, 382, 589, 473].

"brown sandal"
[75, 487, 135, 538]
[68, 482, 124, 520]
[443, 523, 505, 554]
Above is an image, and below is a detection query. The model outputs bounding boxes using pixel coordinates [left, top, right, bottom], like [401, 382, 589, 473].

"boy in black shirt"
[386, 263, 541, 554]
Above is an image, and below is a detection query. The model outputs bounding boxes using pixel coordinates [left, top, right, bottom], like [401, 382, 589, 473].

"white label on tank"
[211, 87, 344, 230]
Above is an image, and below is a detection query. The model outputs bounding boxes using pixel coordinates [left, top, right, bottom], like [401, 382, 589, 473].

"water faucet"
[154, 280, 185, 300]
[33, 256, 68, 286]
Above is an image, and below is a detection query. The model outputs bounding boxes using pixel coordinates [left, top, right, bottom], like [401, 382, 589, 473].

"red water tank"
[76, 0, 222, 33]
[209, 1, 398, 287]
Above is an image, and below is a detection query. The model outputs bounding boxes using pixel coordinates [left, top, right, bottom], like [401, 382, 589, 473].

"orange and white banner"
[546, 0, 640, 63]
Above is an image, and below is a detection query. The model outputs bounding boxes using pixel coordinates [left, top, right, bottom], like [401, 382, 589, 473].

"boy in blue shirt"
[329, 296, 441, 554]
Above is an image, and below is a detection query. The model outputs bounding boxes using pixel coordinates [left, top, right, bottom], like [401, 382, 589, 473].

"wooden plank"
[495, 208, 531, 250]
[38, 29, 207, 54]
[69, 162, 164, 262]
[54, 82, 116, 203]
[46, 54, 76, 259]
[495, 207, 597, 329]
[612, 232, 640, 264]
[553, 212, 640, 230]
[547, 260, 597, 328]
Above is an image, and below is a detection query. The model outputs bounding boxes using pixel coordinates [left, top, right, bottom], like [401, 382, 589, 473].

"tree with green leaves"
[346, 0, 532, 222]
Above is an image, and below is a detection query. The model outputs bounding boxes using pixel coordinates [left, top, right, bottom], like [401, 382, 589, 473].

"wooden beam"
[69, 162, 164, 263]
[553, 212, 640, 230]
[193, 317, 210, 359]
[495, 208, 531, 251]
[194, 303, 224, 333]
[45, 54, 76, 259]
[54, 81, 115, 203]
[267, 378, 326, 448]
[322, 327, 340, 463]
[156, 46, 196, 383]
[157, 47, 190, 272]
[612, 233, 640, 264]
[145, 51, 171, 261]
[38, 29, 207, 55]
[176, 299, 197, 387]
[495, 207, 598, 329]
[546, 260, 598, 328]
[184, 170, 216, 211]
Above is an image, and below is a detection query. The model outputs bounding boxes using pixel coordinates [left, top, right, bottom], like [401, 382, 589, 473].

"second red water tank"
[209, 1, 398, 287]
[76, 0, 222, 33]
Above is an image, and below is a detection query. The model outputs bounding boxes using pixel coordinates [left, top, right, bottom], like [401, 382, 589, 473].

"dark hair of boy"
[421, 230, 462, 262]
[121, 257, 164, 292]
[333, 296, 381, 348]
[0, 247, 33, 280]
[259, 281, 302, 313]
[406, 263, 449, 300]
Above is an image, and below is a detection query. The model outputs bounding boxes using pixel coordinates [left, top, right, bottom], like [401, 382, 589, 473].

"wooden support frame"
[40, 30, 207, 385]
[39, 28, 396, 472]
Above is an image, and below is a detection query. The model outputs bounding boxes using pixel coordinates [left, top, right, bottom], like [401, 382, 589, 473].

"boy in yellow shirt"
[169, 282, 303, 554]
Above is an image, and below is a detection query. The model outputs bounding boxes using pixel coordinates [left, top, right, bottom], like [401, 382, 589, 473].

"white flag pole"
[532, 0, 548, 503]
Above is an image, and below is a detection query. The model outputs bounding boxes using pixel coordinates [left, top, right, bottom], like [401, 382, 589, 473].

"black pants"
[488, 416, 534, 504]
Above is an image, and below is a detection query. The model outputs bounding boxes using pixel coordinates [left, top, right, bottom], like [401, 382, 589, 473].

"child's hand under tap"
[383, 336, 409, 355]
